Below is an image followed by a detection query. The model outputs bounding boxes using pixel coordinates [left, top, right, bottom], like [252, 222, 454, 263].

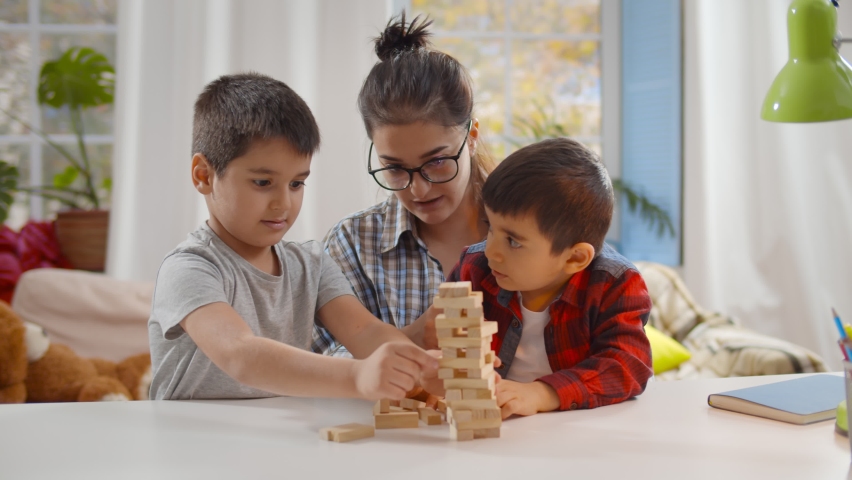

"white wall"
[108, 0, 388, 281]
[683, 0, 852, 370]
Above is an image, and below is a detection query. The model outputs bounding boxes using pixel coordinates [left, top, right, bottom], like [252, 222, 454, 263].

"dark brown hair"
[482, 137, 614, 256]
[358, 13, 494, 206]
[192, 72, 320, 175]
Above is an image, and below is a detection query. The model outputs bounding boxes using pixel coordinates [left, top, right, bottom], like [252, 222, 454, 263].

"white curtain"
[107, 0, 389, 282]
[683, 0, 852, 370]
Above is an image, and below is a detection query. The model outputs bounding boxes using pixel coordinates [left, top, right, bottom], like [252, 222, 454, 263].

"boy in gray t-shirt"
[148, 73, 438, 400]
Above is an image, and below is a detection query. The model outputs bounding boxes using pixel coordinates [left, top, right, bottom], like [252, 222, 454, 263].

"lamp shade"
[761, 0, 852, 122]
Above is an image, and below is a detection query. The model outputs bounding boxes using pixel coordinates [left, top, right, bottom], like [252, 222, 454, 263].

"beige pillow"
[11, 268, 154, 362]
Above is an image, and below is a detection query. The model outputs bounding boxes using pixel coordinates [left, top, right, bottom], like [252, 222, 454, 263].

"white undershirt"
[506, 301, 553, 383]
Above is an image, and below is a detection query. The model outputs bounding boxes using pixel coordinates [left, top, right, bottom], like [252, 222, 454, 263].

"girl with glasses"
[312, 13, 495, 357]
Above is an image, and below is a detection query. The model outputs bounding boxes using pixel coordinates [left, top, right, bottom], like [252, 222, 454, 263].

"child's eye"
[508, 237, 521, 248]
[289, 180, 306, 189]
[253, 180, 271, 187]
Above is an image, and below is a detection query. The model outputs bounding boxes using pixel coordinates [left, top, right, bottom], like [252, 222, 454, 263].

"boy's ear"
[562, 242, 595, 275]
[191, 153, 214, 194]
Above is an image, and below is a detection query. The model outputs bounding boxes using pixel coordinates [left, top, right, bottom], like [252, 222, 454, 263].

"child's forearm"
[228, 336, 360, 398]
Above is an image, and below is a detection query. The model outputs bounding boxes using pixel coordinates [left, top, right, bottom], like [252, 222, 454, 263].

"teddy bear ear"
[23, 322, 50, 362]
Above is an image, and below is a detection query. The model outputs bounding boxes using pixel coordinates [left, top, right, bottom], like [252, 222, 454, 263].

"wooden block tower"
[434, 281, 501, 441]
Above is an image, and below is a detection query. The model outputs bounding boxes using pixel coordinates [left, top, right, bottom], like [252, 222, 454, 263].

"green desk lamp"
[761, 0, 852, 122]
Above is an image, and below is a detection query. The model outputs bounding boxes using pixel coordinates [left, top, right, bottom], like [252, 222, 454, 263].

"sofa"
[635, 262, 827, 379]
[9, 263, 827, 377]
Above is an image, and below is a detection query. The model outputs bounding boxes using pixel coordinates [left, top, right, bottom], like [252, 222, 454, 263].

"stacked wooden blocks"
[373, 398, 442, 429]
[435, 281, 502, 441]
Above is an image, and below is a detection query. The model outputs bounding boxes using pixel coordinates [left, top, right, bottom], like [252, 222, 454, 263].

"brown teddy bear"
[0, 300, 152, 403]
[0, 300, 27, 403]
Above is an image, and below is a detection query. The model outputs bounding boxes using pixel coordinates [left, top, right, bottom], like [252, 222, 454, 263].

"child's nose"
[484, 236, 500, 261]
[271, 187, 291, 211]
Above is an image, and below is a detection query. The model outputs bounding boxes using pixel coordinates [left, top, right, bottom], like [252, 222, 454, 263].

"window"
[397, 0, 683, 266]
[0, 0, 117, 229]
[406, 0, 602, 160]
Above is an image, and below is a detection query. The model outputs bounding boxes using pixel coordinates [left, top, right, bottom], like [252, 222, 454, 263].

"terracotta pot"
[54, 209, 109, 272]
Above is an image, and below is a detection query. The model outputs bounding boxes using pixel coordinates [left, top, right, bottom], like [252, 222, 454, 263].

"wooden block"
[451, 417, 502, 430]
[389, 399, 401, 407]
[438, 281, 472, 298]
[465, 321, 498, 338]
[485, 351, 495, 363]
[442, 373, 496, 390]
[418, 407, 442, 425]
[445, 389, 463, 401]
[436, 399, 448, 413]
[409, 389, 432, 403]
[442, 307, 484, 319]
[439, 356, 485, 369]
[436, 327, 459, 339]
[399, 398, 426, 411]
[441, 347, 462, 359]
[471, 408, 501, 420]
[447, 407, 472, 423]
[466, 363, 495, 379]
[447, 398, 498, 410]
[320, 423, 375, 443]
[450, 423, 474, 441]
[433, 293, 482, 309]
[438, 336, 491, 349]
[388, 405, 406, 413]
[373, 399, 390, 415]
[462, 388, 494, 400]
[435, 314, 487, 329]
[438, 368, 467, 379]
[473, 427, 501, 439]
[464, 345, 491, 358]
[374, 411, 419, 429]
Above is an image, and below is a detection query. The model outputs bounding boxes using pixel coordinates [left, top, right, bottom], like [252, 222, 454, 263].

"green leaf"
[101, 177, 112, 192]
[38, 47, 115, 110]
[0, 160, 19, 224]
[53, 166, 79, 188]
[612, 179, 676, 238]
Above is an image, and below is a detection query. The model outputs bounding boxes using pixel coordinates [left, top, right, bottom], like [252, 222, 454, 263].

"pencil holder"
[844, 360, 852, 456]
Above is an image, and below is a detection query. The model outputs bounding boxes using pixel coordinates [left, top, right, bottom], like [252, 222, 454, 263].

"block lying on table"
[319, 423, 375, 443]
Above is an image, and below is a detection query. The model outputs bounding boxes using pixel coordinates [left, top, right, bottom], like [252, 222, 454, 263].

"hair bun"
[375, 13, 433, 61]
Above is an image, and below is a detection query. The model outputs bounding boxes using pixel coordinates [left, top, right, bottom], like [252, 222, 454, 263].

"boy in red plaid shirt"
[447, 137, 653, 419]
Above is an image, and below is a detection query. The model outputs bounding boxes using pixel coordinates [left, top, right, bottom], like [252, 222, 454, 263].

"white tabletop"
[0, 374, 849, 480]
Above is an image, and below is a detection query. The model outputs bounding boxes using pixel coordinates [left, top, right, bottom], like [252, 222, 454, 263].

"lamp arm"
[834, 36, 852, 49]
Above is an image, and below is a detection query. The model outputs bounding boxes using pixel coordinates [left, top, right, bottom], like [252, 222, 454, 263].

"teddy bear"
[0, 299, 152, 403]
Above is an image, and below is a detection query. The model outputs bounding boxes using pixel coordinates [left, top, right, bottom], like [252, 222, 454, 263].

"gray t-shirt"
[148, 223, 354, 400]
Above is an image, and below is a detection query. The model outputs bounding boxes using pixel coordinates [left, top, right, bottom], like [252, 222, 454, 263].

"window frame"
[0, 0, 117, 222]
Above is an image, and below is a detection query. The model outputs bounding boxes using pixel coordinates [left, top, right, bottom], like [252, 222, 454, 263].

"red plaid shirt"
[448, 242, 653, 411]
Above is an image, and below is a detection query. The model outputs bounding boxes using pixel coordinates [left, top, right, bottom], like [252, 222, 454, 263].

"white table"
[1, 374, 849, 480]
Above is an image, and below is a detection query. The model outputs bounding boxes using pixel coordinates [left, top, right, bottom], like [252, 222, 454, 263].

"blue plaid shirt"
[312, 195, 447, 356]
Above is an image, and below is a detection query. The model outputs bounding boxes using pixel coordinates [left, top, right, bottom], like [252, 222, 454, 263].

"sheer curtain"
[683, 0, 852, 369]
[107, 0, 388, 282]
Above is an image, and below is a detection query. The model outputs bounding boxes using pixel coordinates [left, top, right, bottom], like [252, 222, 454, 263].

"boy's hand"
[495, 380, 560, 419]
[353, 342, 439, 400]
[418, 349, 446, 398]
[401, 305, 441, 350]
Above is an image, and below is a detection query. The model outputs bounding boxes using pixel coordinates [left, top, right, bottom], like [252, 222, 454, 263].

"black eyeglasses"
[367, 120, 472, 191]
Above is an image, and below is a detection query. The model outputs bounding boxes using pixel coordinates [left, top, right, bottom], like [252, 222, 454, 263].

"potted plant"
[0, 46, 115, 271]
[509, 102, 675, 238]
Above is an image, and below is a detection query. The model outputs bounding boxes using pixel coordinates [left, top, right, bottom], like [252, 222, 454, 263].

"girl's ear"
[469, 118, 480, 154]
[562, 242, 595, 275]
[191, 154, 214, 194]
